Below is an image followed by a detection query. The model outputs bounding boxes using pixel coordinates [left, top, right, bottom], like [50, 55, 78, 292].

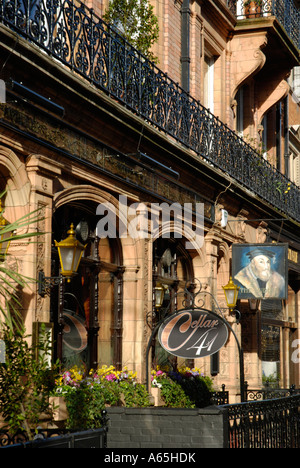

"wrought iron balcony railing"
[0, 0, 300, 222]
[227, 0, 300, 50]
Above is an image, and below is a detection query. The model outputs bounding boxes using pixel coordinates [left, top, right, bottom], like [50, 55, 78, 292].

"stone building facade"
[0, 0, 299, 402]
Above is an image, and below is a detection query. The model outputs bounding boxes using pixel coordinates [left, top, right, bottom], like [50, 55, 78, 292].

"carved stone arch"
[53, 185, 139, 266]
[152, 219, 204, 257]
[0, 146, 31, 220]
[54, 185, 120, 212]
[218, 241, 231, 266]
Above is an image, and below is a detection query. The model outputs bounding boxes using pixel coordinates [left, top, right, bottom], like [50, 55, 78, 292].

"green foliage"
[54, 364, 215, 430]
[173, 374, 213, 408]
[0, 192, 44, 331]
[119, 380, 150, 408]
[158, 378, 195, 408]
[152, 367, 215, 408]
[54, 365, 151, 430]
[0, 192, 54, 438]
[64, 384, 106, 430]
[0, 324, 59, 439]
[103, 0, 159, 62]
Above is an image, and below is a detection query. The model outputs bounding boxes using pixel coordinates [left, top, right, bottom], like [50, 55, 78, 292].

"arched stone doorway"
[52, 186, 125, 370]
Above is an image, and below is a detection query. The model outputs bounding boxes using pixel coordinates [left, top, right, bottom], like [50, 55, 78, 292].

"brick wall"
[106, 406, 228, 448]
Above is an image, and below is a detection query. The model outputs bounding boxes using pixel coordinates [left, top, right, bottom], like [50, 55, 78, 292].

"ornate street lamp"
[154, 283, 165, 310]
[55, 223, 86, 282]
[38, 223, 87, 363]
[38, 223, 86, 296]
[221, 276, 246, 401]
[222, 276, 240, 312]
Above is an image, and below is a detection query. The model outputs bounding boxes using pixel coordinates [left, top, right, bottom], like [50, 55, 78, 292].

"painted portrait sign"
[158, 309, 228, 359]
[232, 243, 288, 300]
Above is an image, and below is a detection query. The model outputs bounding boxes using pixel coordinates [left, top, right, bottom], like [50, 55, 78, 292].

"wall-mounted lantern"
[222, 276, 240, 312]
[154, 283, 165, 310]
[38, 223, 86, 296]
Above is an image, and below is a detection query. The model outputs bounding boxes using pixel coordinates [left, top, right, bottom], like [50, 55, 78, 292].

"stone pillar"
[26, 154, 62, 325]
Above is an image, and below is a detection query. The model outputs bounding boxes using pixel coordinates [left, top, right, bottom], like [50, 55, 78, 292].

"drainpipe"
[284, 95, 289, 178]
[181, 0, 191, 93]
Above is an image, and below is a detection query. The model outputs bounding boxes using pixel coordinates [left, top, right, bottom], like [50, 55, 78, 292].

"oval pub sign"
[158, 309, 228, 359]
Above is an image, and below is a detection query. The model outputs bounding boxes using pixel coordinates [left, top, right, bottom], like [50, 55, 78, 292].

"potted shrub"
[244, 0, 263, 18]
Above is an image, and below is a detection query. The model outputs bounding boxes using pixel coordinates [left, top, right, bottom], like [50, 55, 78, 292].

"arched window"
[151, 237, 194, 370]
[52, 200, 124, 370]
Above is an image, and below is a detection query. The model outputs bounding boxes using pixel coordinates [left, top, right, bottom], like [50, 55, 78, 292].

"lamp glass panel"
[225, 289, 236, 307]
[60, 247, 76, 273]
[73, 247, 84, 272]
[155, 288, 164, 308]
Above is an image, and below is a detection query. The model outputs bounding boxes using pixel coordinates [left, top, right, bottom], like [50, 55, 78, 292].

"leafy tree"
[103, 0, 159, 62]
[0, 324, 58, 439]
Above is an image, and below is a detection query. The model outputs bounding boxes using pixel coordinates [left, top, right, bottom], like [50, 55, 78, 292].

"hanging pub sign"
[158, 309, 228, 359]
[232, 243, 288, 300]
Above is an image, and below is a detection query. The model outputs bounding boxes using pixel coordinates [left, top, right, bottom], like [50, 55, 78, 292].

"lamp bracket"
[179, 279, 225, 314]
[180, 279, 242, 323]
[38, 270, 62, 297]
[230, 309, 241, 324]
[180, 278, 206, 309]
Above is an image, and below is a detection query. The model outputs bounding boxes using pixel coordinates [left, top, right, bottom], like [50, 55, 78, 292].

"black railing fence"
[0, 427, 108, 448]
[246, 383, 300, 401]
[0, 0, 300, 221]
[224, 394, 300, 448]
[211, 385, 229, 406]
[0, 410, 109, 448]
[1, 394, 299, 448]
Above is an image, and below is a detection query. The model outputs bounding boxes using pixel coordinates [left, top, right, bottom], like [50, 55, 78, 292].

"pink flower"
[105, 373, 116, 381]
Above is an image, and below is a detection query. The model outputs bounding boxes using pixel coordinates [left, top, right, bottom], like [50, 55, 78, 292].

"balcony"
[227, 0, 300, 51]
[0, 0, 300, 222]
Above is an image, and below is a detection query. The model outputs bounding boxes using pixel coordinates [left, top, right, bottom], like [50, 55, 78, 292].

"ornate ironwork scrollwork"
[38, 270, 61, 297]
